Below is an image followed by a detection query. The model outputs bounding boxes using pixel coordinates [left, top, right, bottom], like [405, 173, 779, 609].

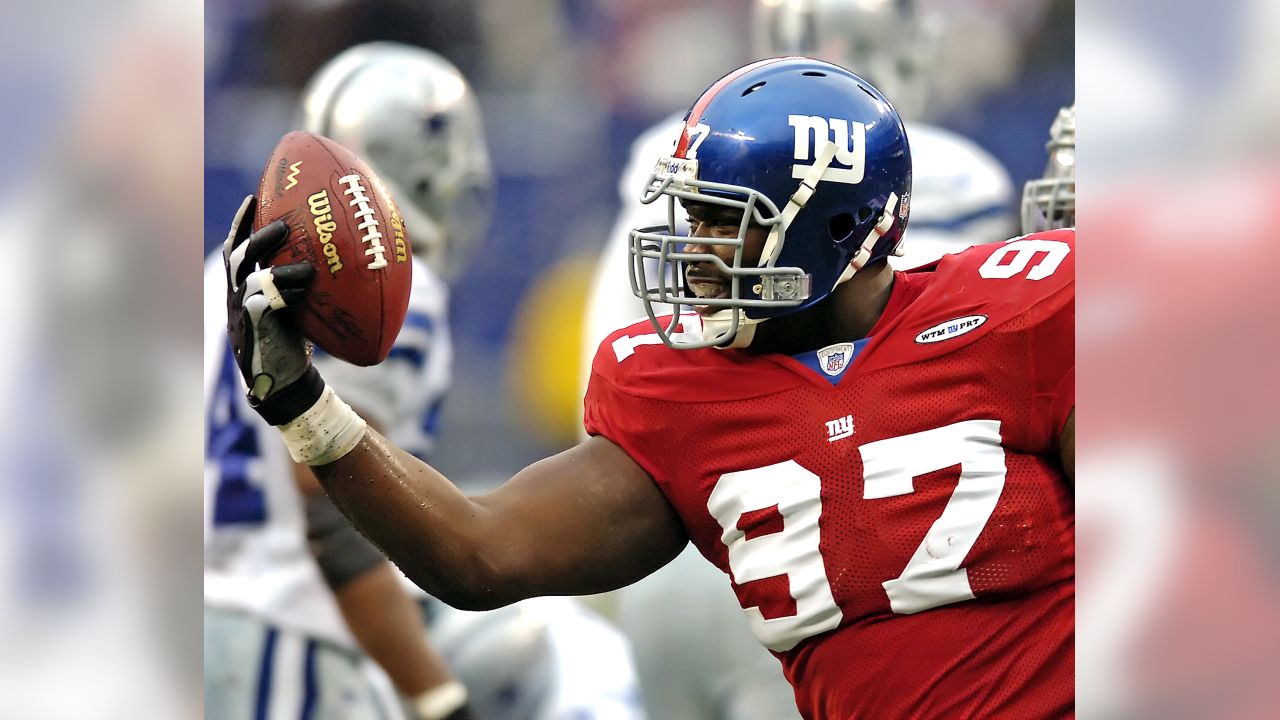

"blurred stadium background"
[1, 0, 1278, 717]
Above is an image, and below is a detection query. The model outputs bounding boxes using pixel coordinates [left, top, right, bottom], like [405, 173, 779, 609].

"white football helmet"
[752, 0, 942, 120]
[1021, 105, 1076, 234]
[299, 42, 493, 280]
[427, 602, 554, 720]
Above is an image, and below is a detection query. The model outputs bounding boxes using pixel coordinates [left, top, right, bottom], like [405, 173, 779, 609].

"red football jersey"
[584, 230, 1075, 719]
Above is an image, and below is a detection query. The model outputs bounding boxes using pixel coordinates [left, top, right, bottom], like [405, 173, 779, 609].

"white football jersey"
[578, 113, 1014, 409]
[203, 253, 452, 647]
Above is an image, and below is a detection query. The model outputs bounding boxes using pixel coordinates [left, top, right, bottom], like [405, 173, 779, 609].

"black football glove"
[223, 195, 323, 425]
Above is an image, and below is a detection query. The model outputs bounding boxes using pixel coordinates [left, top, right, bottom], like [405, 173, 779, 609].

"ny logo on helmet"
[788, 115, 866, 185]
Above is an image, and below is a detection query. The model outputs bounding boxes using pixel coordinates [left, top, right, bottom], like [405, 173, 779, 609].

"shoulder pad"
[588, 314, 796, 403]
[876, 230, 1074, 362]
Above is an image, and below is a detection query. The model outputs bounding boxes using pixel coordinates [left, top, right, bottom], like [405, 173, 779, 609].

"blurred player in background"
[423, 597, 643, 720]
[207, 41, 640, 717]
[1020, 105, 1074, 234]
[225, 56, 1074, 719]
[1019, 104, 1161, 718]
[205, 43, 478, 720]
[296, 42, 645, 720]
[299, 46, 640, 717]
[582, 3, 1015, 717]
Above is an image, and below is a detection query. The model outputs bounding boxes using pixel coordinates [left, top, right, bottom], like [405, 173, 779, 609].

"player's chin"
[687, 278, 726, 300]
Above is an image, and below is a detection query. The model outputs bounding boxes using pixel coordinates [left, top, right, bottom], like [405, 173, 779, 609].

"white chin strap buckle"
[698, 310, 761, 350]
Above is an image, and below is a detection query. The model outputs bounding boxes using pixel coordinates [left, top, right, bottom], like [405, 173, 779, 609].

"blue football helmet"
[629, 57, 912, 349]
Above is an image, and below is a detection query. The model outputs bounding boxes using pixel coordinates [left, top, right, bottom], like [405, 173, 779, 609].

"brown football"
[254, 131, 412, 366]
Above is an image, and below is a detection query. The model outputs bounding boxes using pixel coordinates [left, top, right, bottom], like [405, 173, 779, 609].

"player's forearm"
[312, 428, 530, 610]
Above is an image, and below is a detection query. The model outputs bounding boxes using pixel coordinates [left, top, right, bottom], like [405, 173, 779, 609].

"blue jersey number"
[207, 345, 267, 526]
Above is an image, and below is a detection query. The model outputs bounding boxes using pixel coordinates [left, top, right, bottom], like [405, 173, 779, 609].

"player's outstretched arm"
[314, 430, 687, 610]
[223, 195, 687, 611]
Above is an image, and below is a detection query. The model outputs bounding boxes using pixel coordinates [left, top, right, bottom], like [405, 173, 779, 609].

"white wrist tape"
[278, 385, 368, 465]
[412, 680, 468, 720]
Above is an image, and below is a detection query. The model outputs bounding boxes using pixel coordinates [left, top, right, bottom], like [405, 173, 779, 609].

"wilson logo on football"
[915, 315, 988, 344]
[789, 115, 866, 185]
[307, 189, 344, 275]
[389, 209, 409, 263]
[339, 174, 388, 270]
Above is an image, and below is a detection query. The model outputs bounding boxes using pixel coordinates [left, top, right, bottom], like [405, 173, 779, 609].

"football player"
[1021, 105, 1075, 234]
[212, 43, 650, 717]
[582, 4, 1016, 716]
[225, 57, 1074, 719]
[295, 42, 645, 720]
[205, 44, 479, 720]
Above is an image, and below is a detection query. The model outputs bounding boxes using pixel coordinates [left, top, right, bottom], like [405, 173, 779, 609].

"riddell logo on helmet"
[788, 115, 866, 185]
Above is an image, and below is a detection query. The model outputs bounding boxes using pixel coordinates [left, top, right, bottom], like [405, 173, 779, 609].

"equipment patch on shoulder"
[915, 315, 987, 344]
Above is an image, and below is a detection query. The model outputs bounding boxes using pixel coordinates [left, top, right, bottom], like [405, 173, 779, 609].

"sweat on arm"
[312, 432, 689, 610]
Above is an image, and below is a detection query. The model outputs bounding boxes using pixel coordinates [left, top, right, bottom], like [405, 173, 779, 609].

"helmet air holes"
[801, 71, 827, 77]
[829, 212, 856, 244]
[742, 81, 767, 97]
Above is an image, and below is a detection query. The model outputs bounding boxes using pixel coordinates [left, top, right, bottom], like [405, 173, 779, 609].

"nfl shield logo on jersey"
[816, 342, 855, 377]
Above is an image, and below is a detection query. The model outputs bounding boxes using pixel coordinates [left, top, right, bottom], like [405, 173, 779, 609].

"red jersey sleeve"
[1028, 279, 1075, 443]
[581, 327, 670, 482]
[917, 229, 1074, 452]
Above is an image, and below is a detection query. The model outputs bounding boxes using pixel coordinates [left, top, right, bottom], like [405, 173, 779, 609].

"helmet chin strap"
[759, 140, 837, 269]
[848, 191, 900, 271]
[703, 141, 838, 350]
[701, 310, 761, 349]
